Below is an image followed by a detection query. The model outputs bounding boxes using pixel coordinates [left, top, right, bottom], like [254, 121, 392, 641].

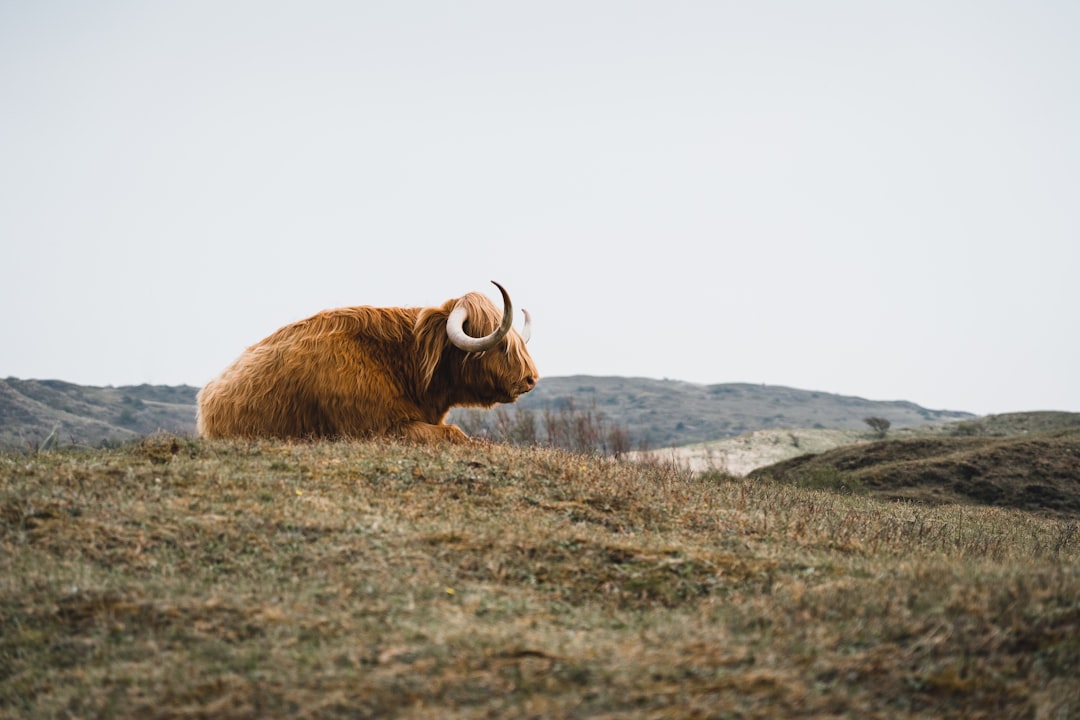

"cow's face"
[463, 330, 539, 405]
[415, 283, 538, 408]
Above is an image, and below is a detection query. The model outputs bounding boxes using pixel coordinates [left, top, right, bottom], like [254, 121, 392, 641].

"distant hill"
[495, 375, 974, 448]
[0, 375, 973, 451]
[0, 378, 198, 450]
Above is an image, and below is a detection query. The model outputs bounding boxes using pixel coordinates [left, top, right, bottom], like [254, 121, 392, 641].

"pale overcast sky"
[2, 1, 1078, 416]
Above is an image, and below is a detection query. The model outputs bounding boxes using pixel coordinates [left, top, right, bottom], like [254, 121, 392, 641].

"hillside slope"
[748, 422, 1080, 518]
[640, 411, 1080, 476]
[0, 378, 197, 449]
[471, 375, 974, 448]
[1, 375, 973, 450]
[2, 440, 1077, 717]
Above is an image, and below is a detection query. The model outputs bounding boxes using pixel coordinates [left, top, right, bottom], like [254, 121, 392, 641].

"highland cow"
[196, 281, 537, 443]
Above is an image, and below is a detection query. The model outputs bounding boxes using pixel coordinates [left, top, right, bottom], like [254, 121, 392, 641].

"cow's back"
[196, 307, 420, 439]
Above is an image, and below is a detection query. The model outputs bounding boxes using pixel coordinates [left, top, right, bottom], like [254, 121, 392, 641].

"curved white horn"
[520, 309, 532, 344]
[446, 280, 515, 352]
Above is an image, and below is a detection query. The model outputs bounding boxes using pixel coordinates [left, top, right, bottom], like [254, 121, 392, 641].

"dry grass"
[2, 437, 1078, 718]
[751, 429, 1080, 518]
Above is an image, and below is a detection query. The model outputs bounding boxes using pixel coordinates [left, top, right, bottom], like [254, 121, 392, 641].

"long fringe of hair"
[413, 291, 514, 393]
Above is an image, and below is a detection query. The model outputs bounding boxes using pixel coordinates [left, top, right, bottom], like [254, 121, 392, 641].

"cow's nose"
[523, 375, 537, 390]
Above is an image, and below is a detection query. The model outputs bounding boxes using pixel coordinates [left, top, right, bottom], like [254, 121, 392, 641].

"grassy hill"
[748, 424, 1080, 518]
[2, 376, 973, 451]
[2, 439, 1077, 718]
[643, 411, 1080, 476]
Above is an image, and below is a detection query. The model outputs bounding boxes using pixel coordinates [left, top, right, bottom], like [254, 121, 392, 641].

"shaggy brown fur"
[196, 290, 538, 443]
